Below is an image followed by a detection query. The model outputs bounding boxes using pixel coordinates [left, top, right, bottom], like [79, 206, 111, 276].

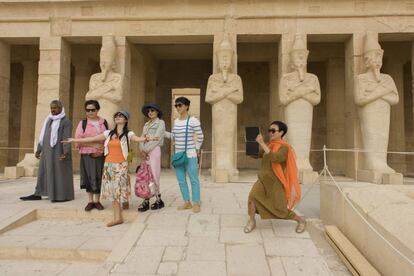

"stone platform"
[0, 170, 349, 276]
[321, 176, 414, 276]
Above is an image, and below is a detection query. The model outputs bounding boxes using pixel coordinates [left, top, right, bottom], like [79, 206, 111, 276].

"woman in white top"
[171, 97, 204, 213]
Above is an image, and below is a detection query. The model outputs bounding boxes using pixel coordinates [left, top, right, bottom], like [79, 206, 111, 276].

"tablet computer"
[245, 127, 260, 156]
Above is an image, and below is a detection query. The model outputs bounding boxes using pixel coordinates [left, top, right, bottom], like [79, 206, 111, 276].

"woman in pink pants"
[138, 103, 165, 212]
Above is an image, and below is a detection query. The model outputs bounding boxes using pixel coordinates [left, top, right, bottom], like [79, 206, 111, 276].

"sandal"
[243, 220, 256, 233]
[295, 218, 307, 233]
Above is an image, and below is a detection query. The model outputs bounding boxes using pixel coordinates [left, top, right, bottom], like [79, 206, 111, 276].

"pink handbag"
[135, 159, 155, 199]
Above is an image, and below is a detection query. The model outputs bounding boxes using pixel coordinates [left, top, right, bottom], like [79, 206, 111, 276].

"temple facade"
[1, 0, 414, 183]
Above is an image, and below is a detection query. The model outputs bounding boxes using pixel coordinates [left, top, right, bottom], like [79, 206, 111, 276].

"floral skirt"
[101, 162, 130, 202]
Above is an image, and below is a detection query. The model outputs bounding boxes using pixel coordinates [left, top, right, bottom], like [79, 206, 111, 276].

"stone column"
[326, 57, 346, 174]
[71, 57, 92, 172]
[18, 37, 71, 176]
[0, 41, 10, 172]
[115, 36, 132, 112]
[387, 58, 406, 173]
[344, 33, 364, 178]
[269, 61, 279, 121]
[210, 33, 239, 182]
[19, 60, 38, 161]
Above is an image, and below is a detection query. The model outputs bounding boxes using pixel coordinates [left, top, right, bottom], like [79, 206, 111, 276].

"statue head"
[100, 36, 117, 80]
[363, 32, 384, 76]
[216, 35, 234, 81]
[290, 34, 309, 81]
[290, 35, 308, 70]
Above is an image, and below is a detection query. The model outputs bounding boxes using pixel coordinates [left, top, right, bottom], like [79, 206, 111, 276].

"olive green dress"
[248, 146, 296, 220]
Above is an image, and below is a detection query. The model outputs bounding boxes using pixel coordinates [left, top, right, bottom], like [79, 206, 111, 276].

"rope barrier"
[316, 145, 414, 267]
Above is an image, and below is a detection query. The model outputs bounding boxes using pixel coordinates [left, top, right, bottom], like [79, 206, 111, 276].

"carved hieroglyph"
[279, 34, 321, 173]
[206, 35, 243, 182]
[355, 32, 399, 173]
[85, 36, 123, 126]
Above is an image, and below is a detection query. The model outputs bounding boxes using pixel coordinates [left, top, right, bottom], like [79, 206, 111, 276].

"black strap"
[82, 119, 109, 132]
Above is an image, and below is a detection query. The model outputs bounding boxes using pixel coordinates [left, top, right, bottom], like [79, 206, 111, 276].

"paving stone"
[268, 257, 286, 276]
[226, 244, 270, 276]
[146, 213, 189, 230]
[115, 246, 164, 274]
[177, 261, 226, 276]
[260, 228, 276, 239]
[264, 237, 320, 257]
[272, 220, 311, 239]
[157, 262, 178, 275]
[220, 214, 247, 227]
[187, 214, 220, 237]
[57, 262, 101, 276]
[31, 235, 90, 250]
[137, 229, 188, 246]
[213, 207, 247, 215]
[78, 236, 121, 251]
[0, 260, 69, 276]
[163, 247, 184, 262]
[281, 256, 331, 276]
[0, 234, 42, 247]
[186, 237, 225, 261]
[220, 227, 263, 244]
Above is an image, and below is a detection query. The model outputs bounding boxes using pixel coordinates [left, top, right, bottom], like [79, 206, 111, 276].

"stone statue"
[206, 35, 243, 182]
[355, 32, 399, 180]
[86, 36, 123, 126]
[279, 34, 321, 183]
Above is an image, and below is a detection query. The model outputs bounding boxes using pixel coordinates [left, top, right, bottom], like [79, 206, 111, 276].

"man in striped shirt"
[172, 97, 204, 213]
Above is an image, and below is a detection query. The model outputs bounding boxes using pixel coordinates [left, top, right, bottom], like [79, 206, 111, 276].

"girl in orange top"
[64, 111, 158, 227]
[244, 121, 306, 234]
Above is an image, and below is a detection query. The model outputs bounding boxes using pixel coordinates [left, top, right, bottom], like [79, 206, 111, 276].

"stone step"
[325, 225, 380, 276]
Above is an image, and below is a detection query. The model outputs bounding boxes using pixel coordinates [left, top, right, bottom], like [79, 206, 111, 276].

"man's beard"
[373, 68, 381, 82]
[297, 67, 305, 82]
[222, 70, 228, 83]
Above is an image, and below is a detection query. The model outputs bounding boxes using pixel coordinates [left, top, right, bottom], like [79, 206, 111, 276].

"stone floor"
[0, 170, 350, 276]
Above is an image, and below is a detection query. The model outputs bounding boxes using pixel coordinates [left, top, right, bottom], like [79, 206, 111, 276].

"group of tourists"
[19, 97, 306, 233]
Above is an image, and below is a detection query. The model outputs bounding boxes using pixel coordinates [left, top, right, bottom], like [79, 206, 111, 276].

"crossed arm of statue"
[86, 77, 123, 103]
[280, 77, 321, 106]
[355, 76, 398, 106]
[206, 76, 243, 105]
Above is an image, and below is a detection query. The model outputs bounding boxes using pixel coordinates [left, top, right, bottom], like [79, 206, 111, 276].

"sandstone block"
[4, 166, 24, 179]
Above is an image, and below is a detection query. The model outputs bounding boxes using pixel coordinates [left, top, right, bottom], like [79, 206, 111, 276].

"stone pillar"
[115, 36, 132, 112]
[19, 60, 38, 161]
[269, 60, 279, 121]
[344, 33, 364, 178]
[18, 37, 71, 176]
[326, 57, 346, 174]
[210, 33, 239, 182]
[71, 57, 93, 172]
[0, 41, 10, 172]
[34, 37, 71, 146]
[387, 58, 406, 173]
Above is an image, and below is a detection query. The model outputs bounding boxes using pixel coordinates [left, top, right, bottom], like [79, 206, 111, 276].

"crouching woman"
[244, 121, 306, 234]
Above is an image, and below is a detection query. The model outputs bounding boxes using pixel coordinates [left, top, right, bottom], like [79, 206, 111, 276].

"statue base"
[357, 170, 403, 185]
[4, 166, 25, 179]
[299, 170, 319, 185]
[211, 169, 239, 183]
[16, 153, 39, 177]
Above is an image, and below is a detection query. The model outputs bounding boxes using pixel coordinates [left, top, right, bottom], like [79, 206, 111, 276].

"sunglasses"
[114, 113, 126, 118]
[268, 128, 280, 134]
[85, 108, 97, 112]
[174, 103, 183, 108]
[147, 108, 156, 113]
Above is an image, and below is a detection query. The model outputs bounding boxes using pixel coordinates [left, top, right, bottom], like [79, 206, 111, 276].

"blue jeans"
[175, 157, 200, 203]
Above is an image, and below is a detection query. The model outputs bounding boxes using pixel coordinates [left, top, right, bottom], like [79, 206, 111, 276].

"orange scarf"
[268, 139, 301, 210]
